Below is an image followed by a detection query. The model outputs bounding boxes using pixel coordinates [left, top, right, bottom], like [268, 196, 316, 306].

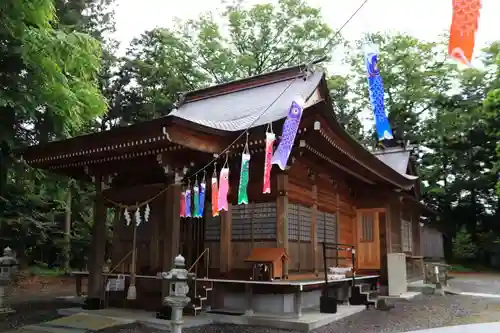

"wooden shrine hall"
[18, 65, 431, 315]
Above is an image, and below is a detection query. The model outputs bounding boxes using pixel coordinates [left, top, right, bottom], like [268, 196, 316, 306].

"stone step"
[408, 283, 436, 295]
[364, 291, 379, 301]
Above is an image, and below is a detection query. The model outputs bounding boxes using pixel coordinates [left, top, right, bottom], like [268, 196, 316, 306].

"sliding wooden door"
[356, 209, 381, 269]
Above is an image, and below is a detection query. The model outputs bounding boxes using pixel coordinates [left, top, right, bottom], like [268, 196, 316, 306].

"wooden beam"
[149, 201, 160, 269]
[276, 171, 289, 277]
[165, 126, 228, 154]
[219, 204, 233, 274]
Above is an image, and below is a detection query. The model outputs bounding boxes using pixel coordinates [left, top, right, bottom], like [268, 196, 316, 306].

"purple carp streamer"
[271, 99, 304, 170]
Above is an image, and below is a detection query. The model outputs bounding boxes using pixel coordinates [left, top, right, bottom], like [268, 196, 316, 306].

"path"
[448, 274, 500, 296]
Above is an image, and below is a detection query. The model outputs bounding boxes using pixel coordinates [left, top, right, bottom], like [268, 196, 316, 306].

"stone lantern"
[0, 247, 18, 314]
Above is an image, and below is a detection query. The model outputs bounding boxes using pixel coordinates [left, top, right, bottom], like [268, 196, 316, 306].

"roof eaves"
[312, 99, 416, 190]
[181, 64, 308, 104]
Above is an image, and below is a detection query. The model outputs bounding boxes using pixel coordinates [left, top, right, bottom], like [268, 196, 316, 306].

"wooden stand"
[245, 248, 289, 281]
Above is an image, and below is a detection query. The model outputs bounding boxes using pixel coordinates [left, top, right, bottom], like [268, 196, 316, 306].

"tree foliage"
[0, 0, 110, 267]
[105, 0, 337, 125]
[0, 0, 498, 269]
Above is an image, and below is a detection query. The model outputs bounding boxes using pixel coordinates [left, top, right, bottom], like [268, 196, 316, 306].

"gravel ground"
[2, 294, 500, 333]
[97, 294, 500, 333]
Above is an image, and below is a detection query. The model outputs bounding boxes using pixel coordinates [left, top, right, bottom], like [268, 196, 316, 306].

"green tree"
[0, 0, 109, 266]
[346, 32, 454, 146]
[481, 42, 500, 196]
[344, 32, 499, 262]
[418, 44, 500, 261]
[327, 75, 365, 142]
[108, 0, 337, 125]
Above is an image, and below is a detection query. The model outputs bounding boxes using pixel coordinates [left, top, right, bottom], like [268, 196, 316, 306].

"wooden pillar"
[219, 204, 232, 274]
[160, 174, 181, 300]
[335, 190, 340, 267]
[385, 202, 393, 253]
[276, 172, 289, 276]
[163, 175, 181, 270]
[311, 181, 318, 275]
[87, 175, 107, 308]
[110, 207, 122, 269]
[150, 200, 159, 270]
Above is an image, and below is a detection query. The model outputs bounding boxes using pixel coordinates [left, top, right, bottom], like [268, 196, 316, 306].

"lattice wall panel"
[232, 202, 277, 241]
[205, 204, 221, 241]
[288, 204, 312, 241]
[317, 211, 337, 243]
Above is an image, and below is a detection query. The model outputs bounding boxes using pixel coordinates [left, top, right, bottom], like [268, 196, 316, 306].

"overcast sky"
[112, 0, 499, 64]
[109, 0, 498, 129]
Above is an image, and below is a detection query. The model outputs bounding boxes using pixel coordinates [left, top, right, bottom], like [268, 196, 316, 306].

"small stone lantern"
[158, 255, 195, 333]
[0, 247, 18, 314]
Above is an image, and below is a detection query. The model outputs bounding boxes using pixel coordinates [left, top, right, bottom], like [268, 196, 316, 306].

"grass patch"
[449, 263, 500, 273]
[449, 264, 476, 273]
[28, 265, 67, 277]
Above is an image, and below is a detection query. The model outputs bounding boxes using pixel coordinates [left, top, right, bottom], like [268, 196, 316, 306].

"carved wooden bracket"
[307, 168, 316, 181]
[174, 171, 183, 184]
[156, 154, 171, 175]
[83, 166, 96, 183]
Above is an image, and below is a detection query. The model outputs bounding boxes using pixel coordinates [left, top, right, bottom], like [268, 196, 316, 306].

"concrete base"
[408, 280, 437, 295]
[380, 291, 421, 301]
[57, 304, 366, 332]
[207, 305, 366, 331]
[17, 312, 134, 333]
[58, 307, 213, 330]
[223, 289, 324, 315]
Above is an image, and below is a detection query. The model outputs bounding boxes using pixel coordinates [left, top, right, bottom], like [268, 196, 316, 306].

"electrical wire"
[103, 0, 371, 208]
[190, 0, 371, 180]
[307, 0, 370, 67]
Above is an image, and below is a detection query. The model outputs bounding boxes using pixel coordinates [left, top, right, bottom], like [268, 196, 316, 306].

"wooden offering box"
[245, 247, 289, 281]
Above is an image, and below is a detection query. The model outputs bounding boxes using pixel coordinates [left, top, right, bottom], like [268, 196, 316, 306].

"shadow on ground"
[0, 300, 73, 332]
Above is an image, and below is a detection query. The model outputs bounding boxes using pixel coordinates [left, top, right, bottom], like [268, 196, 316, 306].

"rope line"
[103, 1, 371, 209]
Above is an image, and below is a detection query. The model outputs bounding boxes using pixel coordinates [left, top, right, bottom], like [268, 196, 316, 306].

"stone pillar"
[276, 172, 289, 277]
[294, 287, 303, 318]
[244, 284, 254, 315]
[86, 175, 107, 309]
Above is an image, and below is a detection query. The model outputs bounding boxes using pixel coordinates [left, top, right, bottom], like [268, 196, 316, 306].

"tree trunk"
[63, 187, 72, 274]
[443, 232, 454, 262]
[0, 146, 7, 196]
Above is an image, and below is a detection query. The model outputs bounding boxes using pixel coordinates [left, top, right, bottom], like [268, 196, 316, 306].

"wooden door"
[356, 210, 381, 269]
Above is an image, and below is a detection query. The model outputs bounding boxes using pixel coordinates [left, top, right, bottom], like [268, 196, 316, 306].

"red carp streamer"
[448, 0, 482, 66]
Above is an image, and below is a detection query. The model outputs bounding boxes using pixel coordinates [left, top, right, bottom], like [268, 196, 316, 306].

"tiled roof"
[373, 147, 418, 180]
[168, 72, 323, 131]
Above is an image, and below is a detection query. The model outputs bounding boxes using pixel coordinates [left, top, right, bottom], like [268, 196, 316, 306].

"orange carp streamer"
[448, 0, 482, 66]
[211, 176, 219, 217]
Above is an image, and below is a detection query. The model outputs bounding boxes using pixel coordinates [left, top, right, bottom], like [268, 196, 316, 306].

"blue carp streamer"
[365, 47, 393, 140]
